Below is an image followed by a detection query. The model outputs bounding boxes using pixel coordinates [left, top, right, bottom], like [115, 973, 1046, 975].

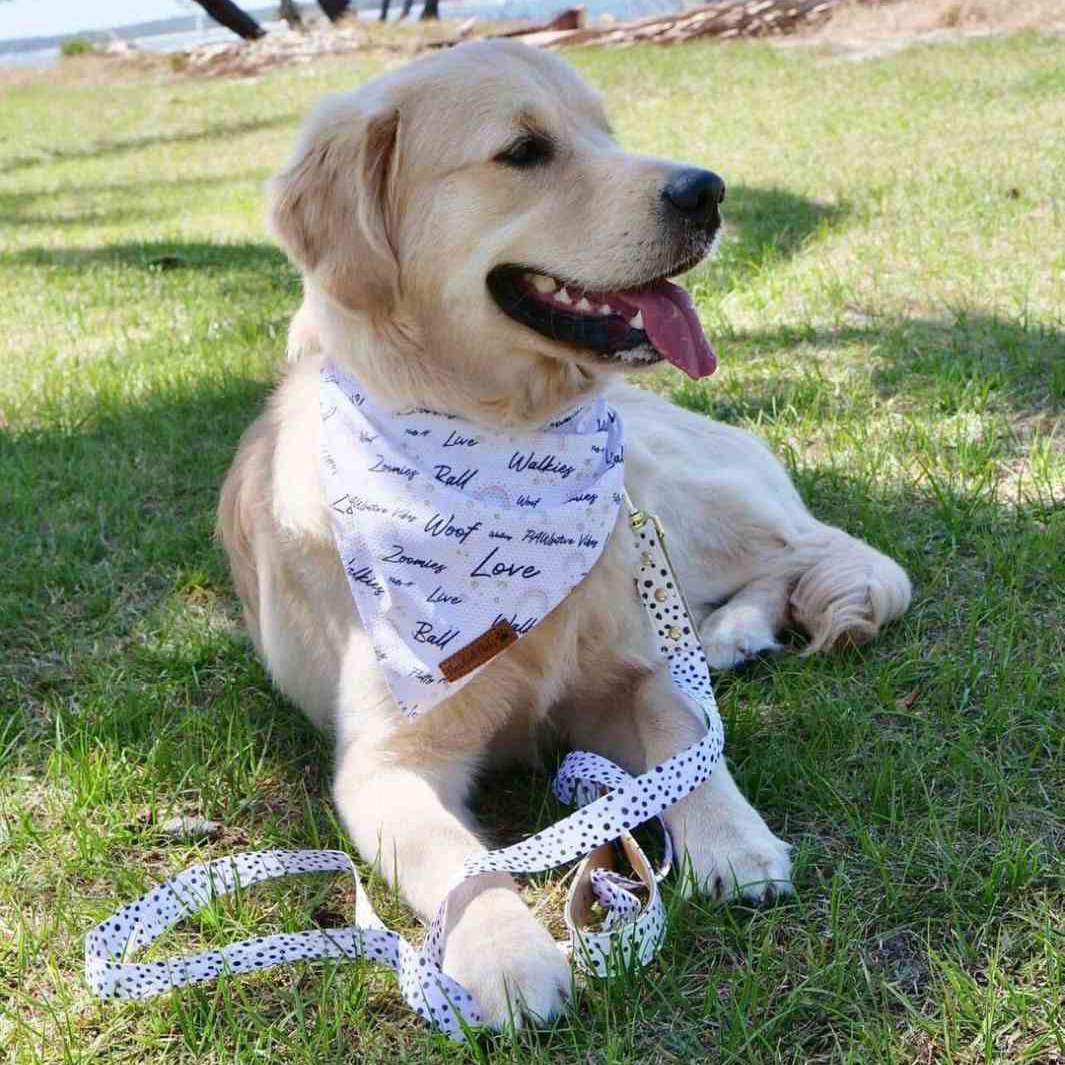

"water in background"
[2, 0, 693, 69]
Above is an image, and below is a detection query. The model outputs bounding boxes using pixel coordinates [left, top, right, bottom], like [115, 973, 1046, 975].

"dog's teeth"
[599, 304, 612, 316]
[530, 273, 558, 294]
[556, 288, 572, 304]
[575, 297, 592, 311]
[629, 310, 644, 330]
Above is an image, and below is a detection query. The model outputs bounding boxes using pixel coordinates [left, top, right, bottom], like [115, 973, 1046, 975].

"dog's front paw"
[442, 882, 570, 1029]
[677, 813, 793, 905]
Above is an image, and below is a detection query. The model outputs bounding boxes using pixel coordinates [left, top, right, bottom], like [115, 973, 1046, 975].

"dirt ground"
[812, 0, 1065, 56]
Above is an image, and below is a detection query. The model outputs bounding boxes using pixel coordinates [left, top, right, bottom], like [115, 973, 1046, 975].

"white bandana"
[319, 363, 625, 716]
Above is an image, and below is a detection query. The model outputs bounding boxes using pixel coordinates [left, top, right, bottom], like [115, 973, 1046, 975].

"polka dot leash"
[85, 500, 722, 1040]
[84, 849, 481, 1037]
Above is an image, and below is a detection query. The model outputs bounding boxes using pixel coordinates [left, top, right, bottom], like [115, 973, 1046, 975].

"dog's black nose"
[662, 168, 726, 224]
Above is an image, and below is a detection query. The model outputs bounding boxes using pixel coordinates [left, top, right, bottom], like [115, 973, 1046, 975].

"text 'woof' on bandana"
[320, 363, 625, 716]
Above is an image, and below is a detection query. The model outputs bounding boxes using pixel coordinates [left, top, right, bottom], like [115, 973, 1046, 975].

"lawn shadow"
[693, 184, 850, 290]
[0, 174, 267, 230]
[2, 237, 307, 795]
[0, 114, 297, 175]
[2, 238, 287, 272]
[3, 261, 1058, 802]
[1, 366, 335, 824]
[675, 313, 1065, 420]
[724, 185, 849, 264]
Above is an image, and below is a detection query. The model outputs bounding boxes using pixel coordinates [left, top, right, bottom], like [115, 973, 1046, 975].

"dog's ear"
[269, 97, 400, 313]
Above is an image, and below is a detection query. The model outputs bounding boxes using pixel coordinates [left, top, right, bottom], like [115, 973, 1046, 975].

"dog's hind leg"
[787, 525, 912, 655]
[615, 384, 911, 663]
[699, 525, 912, 669]
[699, 576, 790, 670]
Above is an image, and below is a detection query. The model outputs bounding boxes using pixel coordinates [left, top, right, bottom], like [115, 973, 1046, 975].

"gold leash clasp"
[629, 508, 666, 544]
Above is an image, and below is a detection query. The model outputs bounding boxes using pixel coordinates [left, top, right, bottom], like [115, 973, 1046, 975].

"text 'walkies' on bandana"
[320, 363, 625, 716]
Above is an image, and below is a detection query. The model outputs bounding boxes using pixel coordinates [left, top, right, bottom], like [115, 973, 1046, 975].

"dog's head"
[271, 41, 721, 423]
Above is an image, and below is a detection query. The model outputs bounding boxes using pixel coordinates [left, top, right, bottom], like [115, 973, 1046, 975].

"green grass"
[58, 40, 97, 59]
[1, 32, 1063, 1065]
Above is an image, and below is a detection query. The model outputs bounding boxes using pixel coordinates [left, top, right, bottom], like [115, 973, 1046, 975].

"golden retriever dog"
[219, 40, 910, 1026]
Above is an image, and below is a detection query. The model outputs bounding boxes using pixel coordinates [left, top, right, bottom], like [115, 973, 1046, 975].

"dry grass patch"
[815, 0, 1065, 53]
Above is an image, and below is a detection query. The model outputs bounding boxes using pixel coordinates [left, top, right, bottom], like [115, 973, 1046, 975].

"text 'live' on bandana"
[319, 364, 626, 716]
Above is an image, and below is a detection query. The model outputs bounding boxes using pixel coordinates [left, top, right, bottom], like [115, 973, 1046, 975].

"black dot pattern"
[591, 869, 644, 926]
[83, 849, 483, 1038]
[84, 501, 722, 1040]
[564, 863, 666, 978]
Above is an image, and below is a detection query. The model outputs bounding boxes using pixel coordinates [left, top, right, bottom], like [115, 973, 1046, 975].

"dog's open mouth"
[487, 266, 716, 380]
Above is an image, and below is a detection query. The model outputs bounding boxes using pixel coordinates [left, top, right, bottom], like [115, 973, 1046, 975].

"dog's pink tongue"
[624, 280, 716, 379]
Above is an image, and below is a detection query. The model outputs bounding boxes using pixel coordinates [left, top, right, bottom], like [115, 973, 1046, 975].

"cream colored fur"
[219, 41, 911, 1028]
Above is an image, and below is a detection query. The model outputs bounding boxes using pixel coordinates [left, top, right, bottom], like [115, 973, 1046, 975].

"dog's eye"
[495, 134, 554, 169]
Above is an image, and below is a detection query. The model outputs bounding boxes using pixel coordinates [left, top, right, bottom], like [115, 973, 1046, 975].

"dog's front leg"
[566, 666, 793, 903]
[333, 738, 571, 1028]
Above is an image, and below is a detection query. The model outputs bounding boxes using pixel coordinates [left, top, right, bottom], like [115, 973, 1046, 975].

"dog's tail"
[788, 525, 912, 654]
[217, 419, 271, 652]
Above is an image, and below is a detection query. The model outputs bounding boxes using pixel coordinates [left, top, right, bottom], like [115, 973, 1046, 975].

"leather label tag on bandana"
[439, 620, 519, 682]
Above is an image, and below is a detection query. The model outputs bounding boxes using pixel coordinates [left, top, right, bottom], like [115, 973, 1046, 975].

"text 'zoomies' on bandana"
[320, 363, 626, 716]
